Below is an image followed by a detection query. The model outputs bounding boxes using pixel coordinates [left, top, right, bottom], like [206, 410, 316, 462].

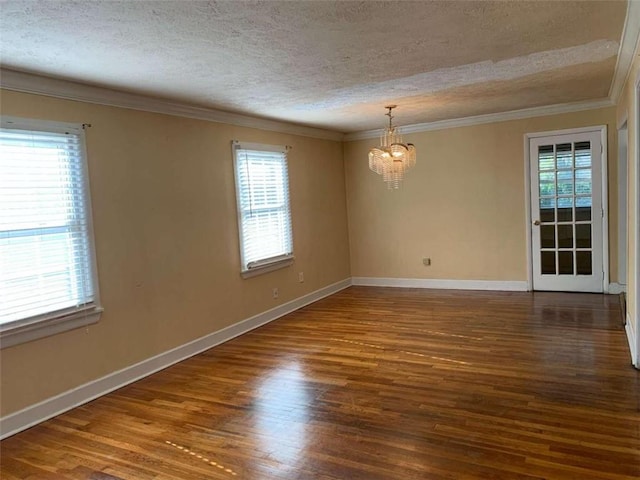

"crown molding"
[609, 0, 640, 102]
[344, 98, 615, 141]
[0, 69, 344, 142]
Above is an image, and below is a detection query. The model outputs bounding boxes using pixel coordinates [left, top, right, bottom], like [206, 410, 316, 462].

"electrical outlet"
[272, 287, 279, 299]
[298, 272, 304, 283]
[423, 257, 431, 266]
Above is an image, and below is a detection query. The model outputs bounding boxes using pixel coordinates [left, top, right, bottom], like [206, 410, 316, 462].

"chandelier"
[368, 105, 416, 189]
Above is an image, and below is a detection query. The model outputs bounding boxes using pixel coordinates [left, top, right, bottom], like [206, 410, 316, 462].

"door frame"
[617, 116, 628, 293]
[633, 72, 640, 368]
[524, 125, 609, 292]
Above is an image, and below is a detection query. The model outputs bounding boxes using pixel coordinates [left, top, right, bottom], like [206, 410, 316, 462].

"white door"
[530, 130, 604, 292]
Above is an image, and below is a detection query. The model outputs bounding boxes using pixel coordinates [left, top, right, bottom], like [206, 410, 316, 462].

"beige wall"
[617, 51, 640, 362]
[0, 90, 351, 416]
[345, 107, 619, 283]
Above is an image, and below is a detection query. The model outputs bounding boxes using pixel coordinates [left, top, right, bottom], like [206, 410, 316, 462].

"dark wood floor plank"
[1, 287, 638, 479]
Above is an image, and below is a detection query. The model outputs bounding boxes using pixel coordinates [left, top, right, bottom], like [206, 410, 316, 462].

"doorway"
[527, 127, 607, 292]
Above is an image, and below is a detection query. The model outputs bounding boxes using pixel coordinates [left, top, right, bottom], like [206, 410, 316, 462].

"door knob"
[533, 220, 541, 226]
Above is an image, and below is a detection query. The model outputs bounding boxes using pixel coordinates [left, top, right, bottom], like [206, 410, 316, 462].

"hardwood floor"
[1, 287, 638, 479]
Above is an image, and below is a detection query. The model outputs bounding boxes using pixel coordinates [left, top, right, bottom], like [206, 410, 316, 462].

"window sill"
[0, 306, 103, 349]
[241, 257, 294, 278]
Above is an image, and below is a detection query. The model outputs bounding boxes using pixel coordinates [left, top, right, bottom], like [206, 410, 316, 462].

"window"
[0, 117, 101, 348]
[232, 141, 293, 277]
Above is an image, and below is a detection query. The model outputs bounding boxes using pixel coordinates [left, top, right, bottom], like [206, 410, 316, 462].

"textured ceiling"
[0, 0, 629, 133]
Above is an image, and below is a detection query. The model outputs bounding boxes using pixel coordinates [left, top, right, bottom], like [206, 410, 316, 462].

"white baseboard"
[351, 277, 528, 292]
[0, 278, 351, 440]
[626, 312, 638, 367]
[608, 282, 627, 294]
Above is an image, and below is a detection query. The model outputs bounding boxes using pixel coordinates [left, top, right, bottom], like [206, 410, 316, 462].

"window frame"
[0, 116, 102, 348]
[232, 140, 294, 278]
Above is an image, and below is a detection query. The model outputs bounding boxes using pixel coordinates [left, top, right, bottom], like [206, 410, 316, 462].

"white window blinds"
[233, 141, 293, 273]
[0, 119, 99, 327]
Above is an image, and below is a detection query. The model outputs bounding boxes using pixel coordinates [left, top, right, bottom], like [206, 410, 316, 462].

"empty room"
[0, 1, 639, 479]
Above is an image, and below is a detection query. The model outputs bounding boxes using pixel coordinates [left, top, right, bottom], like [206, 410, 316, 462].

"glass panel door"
[530, 130, 603, 292]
